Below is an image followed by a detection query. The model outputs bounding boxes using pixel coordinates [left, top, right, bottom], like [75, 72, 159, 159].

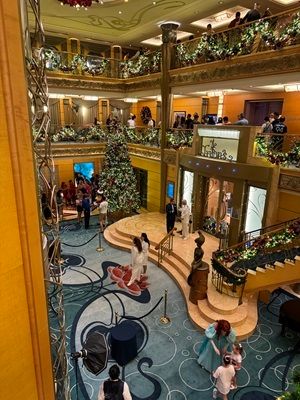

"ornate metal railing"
[174, 7, 300, 69]
[254, 133, 300, 168]
[24, 0, 70, 398]
[155, 228, 177, 267]
[212, 218, 300, 302]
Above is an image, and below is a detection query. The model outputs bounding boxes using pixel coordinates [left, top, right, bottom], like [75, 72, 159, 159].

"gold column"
[59, 98, 65, 126]
[0, 0, 54, 399]
[159, 22, 179, 212]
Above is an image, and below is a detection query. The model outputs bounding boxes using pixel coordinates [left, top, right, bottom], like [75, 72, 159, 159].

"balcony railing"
[174, 8, 300, 69]
[35, 125, 160, 146]
[254, 133, 300, 168]
[43, 50, 114, 77]
[43, 49, 161, 79]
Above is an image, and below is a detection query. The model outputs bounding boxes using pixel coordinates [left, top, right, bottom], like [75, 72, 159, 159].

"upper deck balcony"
[44, 7, 300, 92]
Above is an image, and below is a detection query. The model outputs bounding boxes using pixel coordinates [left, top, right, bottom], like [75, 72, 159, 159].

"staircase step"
[206, 286, 240, 314]
[247, 269, 256, 275]
[274, 261, 285, 268]
[285, 260, 296, 266]
[265, 264, 275, 270]
[198, 298, 248, 327]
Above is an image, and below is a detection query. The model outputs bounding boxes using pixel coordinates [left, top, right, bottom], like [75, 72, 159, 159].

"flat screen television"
[167, 181, 175, 198]
[74, 162, 94, 181]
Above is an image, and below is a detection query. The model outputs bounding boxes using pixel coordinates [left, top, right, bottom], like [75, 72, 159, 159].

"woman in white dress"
[179, 199, 190, 240]
[127, 237, 144, 286]
[141, 232, 150, 274]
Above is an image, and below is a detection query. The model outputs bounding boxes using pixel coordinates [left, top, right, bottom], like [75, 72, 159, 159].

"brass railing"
[212, 218, 300, 303]
[155, 227, 177, 267]
[174, 7, 300, 69]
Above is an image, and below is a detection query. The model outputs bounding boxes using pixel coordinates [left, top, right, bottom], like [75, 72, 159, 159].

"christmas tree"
[100, 130, 141, 214]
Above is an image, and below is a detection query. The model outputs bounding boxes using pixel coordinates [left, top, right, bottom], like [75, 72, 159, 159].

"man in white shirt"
[127, 115, 136, 128]
[148, 118, 155, 127]
[98, 364, 132, 400]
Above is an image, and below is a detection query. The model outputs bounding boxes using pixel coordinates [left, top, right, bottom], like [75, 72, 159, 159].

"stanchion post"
[96, 229, 104, 252]
[115, 312, 119, 325]
[160, 289, 171, 324]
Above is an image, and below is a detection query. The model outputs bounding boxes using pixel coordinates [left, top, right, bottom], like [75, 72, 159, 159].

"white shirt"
[127, 119, 136, 128]
[99, 200, 108, 214]
[213, 365, 235, 395]
[98, 380, 132, 400]
[148, 119, 154, 127]
[179, 204, 190, 223]
[142, 240, 149, 265]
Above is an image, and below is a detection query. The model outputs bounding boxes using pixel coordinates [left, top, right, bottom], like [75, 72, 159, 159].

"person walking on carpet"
[98, 364, 132, 400]
[212, 354, 235, 400]
[127, 237, 144, 286]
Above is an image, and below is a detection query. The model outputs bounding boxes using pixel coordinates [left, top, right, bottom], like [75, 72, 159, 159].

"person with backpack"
[98, 364, 132, 400]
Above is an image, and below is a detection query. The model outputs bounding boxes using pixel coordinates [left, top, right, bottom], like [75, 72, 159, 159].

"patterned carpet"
[52, 218, 300, 400]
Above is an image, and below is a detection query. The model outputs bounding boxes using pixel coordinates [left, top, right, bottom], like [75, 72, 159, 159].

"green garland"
[216, 220, 300, 264]
[166, 129, 193, 149]
[277, 369, 300, 400]
[176, 13, 300, 67]
[44, 50, 109, 76]
[255, 136, 300, 167]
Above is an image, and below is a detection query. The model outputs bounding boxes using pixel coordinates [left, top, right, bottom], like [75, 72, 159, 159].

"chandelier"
[59, 0, 98, 9]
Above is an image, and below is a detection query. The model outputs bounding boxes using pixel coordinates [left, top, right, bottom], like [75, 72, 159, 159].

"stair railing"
[155, 227, 177, 267]
[212, 218, 300, 304]
[243, 217, 300, 241]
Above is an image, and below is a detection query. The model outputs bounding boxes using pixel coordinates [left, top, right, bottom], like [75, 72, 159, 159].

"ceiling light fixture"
[123, 98, 138, 103]
[207, 90, 223, 97]
[284, 84, 300, 92]
[83, 95, 99, 101]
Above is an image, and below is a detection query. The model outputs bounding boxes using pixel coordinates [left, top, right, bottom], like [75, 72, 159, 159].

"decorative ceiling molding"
[279, 173, 300, 193]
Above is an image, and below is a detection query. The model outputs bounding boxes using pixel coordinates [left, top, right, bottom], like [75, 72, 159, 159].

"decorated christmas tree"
[100, 131, 141, 214]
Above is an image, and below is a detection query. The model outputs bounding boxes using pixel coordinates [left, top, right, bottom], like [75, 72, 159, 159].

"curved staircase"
[104, 213, 258, 340]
